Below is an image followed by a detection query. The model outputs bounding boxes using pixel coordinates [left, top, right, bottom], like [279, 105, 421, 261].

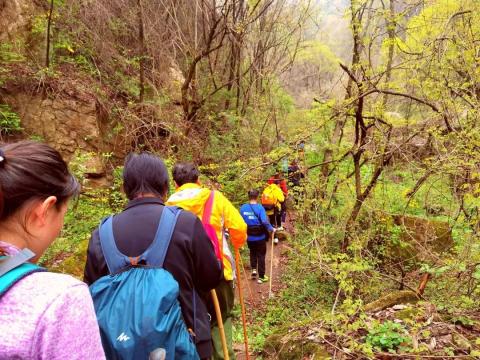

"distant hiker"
[288, 159, 305, 203]
[84, 153, 222, 360]
[167, 162, 247, 360]
[240, 189, 274, 284]
[261, 182, 285, 243]
[287, 159, 303, 187]
[267, 171, 288, 229]
[0, 141, 105, 359]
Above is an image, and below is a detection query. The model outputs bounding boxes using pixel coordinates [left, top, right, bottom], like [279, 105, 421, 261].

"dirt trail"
[234, 215, 294, 359]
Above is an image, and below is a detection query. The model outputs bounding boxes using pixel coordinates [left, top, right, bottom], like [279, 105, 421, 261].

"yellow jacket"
[166, 183, 247, 281]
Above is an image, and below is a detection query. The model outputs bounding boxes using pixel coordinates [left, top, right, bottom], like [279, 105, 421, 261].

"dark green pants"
[209, 279, 235, 360]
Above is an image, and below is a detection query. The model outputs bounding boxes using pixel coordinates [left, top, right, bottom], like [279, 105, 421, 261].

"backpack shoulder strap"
[0, 248, 36, 277]
[142, 206, 182, 267]
[98, 216, 131, 274]
[0, 249, 45, 298]
[202, 191, 215, 225]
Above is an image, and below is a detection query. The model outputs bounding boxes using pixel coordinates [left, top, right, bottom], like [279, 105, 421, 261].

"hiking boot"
[251, 269, 257, 279]
[274, 237, 279, 244]
[257, 275, 269, 284]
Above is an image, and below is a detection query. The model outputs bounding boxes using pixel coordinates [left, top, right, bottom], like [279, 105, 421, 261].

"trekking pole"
[234, 248, 250, 360]
[210, 289, 229, 360]
[238, 253, 254, 303]
[268, 231, 275, 299]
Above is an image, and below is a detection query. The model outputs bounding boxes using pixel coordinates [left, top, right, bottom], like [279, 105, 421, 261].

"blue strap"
[0, 248, 36, 277]
[98, 216, 131, 274]
[98, 207, 182, 273]
[0, 251, 45, 298]
[141, 206, 181, 267]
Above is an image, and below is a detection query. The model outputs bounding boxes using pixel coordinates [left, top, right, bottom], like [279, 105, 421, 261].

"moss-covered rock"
[364, 290, 420, 312]
[264, 328, 330, 360]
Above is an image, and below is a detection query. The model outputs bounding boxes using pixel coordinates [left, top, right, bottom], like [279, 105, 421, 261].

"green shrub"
[365, 320, 411, 352]
[0, 104, 22, 134]
[0, 43, 25, 63]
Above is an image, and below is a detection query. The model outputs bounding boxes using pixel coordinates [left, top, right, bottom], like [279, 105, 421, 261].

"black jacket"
[83, 197, 222, 359]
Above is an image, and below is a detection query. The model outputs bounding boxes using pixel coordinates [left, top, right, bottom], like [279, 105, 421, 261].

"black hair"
[248, 189, 259, 200]
[172, 162, 199, 187]
[123, 152, 169, 200]
[0, 141, 79, 221]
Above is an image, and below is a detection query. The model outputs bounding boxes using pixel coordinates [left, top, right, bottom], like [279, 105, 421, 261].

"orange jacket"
[166, 183, 247, 281]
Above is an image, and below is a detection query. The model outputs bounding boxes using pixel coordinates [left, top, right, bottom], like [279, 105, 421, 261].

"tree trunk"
[382, 0, 396, 108]
[319, 2, 363, 197]
[45, 0, 54, 68]
[137, 0, 146, 103]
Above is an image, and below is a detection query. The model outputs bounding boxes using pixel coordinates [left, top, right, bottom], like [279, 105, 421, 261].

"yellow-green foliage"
[296, 40, 339, 70]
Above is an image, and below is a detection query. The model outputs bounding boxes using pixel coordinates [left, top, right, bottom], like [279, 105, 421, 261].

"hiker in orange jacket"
[166, 162, 247, 360]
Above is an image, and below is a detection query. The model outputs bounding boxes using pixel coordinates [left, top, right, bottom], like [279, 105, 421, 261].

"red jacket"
[268, 177, 288, 195]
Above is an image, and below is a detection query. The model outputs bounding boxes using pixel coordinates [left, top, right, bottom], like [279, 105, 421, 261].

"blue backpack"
[89, 206, 200, 360]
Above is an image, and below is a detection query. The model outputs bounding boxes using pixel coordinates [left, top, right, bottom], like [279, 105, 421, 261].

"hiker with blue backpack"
[0, 141, 105, 359]
[83, 153, 222, 360]
[240, 189, 274, 284]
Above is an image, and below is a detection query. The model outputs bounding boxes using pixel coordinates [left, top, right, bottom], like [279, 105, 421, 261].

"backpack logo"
[116, 332, 131, 342]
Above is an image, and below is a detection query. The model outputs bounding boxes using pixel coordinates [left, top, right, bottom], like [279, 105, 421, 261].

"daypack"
[0, 249, 44, 300]
[261, 184, 282, 210]
[89, 206, 200, 360]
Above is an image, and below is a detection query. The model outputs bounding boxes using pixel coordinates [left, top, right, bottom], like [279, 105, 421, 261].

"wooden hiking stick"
[268, 231, 275, 298]
[234, 248, 250, 360]
[210, 289, 229, 360]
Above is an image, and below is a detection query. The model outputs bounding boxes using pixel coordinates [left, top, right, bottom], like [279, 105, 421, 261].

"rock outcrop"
[3, 92, 102, 160]
[0, 0, 37, 42]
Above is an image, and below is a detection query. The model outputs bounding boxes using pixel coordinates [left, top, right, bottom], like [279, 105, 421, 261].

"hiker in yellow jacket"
[167, 162, 247, 360]
[261, 182, 285, 243]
